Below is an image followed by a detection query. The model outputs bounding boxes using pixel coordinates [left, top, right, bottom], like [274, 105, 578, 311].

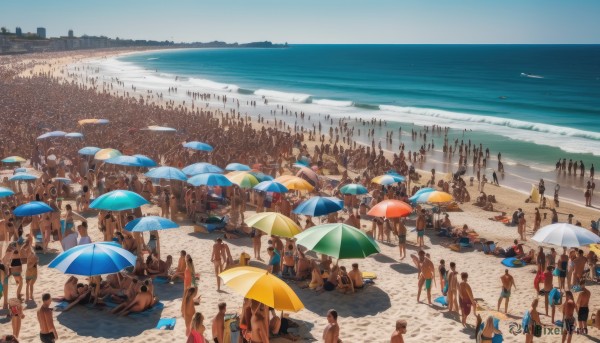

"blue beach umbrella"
[254, 181, 289, 193]
[2, 156, 26, 163]
[105, 155, 147, 167]
[183, 141, 213, 152]
[124, 216, 179, 232]
[371, 174, 405, 185]
[225, 163, 251, 171]
[296, 156, 310, 166]
[182, 162, 223, 176]
[49, 242, 136, 276]
[145, 166, 187, 181]
[293, 196, 344, 217]
[52, 177, 72, 184]
[132, 154, 158, 167]
[339, 183, 368, 195]
[187, 173, 233, 187]
[14, 168, 26, 173]
[65, 132, 84, 138]
[90, 190, 149, 211]
[9, 173, 38, 181]
[250, 171, 274, 182]
[78, 146, 102, 156]
[0, 187, 15, 198]
[408, 188, 435, 203]
[37, 131, 67, 140]
[13, 201, 53, 216]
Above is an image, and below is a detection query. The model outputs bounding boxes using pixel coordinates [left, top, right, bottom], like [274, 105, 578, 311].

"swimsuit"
[459, 297, 472, 316]
[417, 230, 424, 237]
[398, 234, 406, 244]
[578, 306, 589, 321]
[563, 316, 576, 333]
[500, 287, 511, 298]
[424, 278, 432, 290]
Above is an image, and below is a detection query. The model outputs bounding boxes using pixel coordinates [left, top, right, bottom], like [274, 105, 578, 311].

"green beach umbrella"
[294, 223, 380, 259]
[90, 190, 149, 211]
[339, 183, 368, 195]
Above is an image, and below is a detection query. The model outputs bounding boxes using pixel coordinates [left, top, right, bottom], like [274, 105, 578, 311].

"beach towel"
[459, 237, 472, 248]
[522, 310, 531, 334]
[155, 317, 176, 330]
[362, 271, 377, 280]
[434, 296, 448, 307]
[153, 276, 170, 284]
[501, 257, 525, 268]
[53, 301, 69, 311]
[129, 302, 165, 318]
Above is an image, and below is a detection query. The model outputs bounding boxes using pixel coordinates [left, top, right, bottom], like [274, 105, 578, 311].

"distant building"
[37, 27, 46, 39]
[68, 29, 73, 38]
[15, 27, 22, 37]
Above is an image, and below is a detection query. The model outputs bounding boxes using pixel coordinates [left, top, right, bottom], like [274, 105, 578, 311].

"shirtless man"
[63, 276, 79, 301]
[323, 309, 340, 343]
[497, 269, 516, 313]
[576, 279, 590, 334]
[572, 249, 587, 286]
[113, 285, 153, 316]
[212, 302, 226, 343]
[458, 272, 477, 326]
[416, 250, 435, 304]
[347, 263, 364, 289]
[447, 262, 459, 313]
[211, 238, 225, 291]
[250, 303, 269, 343]
[562, 291, 576, 343]
[397, 220, 407, 260]
[558, 247, 568, 290]
[390, 319, 407, 343]
[37, 293, 58, 343]
[221, 241, 234, 270]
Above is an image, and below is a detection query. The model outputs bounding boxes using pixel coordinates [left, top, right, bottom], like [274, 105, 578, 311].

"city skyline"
[2, 0, 600, 44]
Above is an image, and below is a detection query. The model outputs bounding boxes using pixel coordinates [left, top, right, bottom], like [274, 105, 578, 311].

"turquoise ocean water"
[105, 45, 600, 204]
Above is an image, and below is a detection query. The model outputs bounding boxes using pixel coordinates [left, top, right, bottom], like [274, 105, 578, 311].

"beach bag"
[552, 268, 560, 277]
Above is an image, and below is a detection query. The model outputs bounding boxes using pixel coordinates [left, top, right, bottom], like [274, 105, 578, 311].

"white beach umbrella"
[532, 223, 600, 248]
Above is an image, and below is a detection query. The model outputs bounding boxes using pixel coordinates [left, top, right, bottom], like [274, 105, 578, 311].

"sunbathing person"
[347, 263, 364, 289]
[170, 250, 187, 282]
[146, 254, 173, 277]
[63, 276, 79, 301]
[63, 284, 93, 312]
[337, 266, 354, 294]
[308, 261, 324, 290]
[112, 285, 154, 316]
[294, 249, 311, 281]
[521, 249, 535, 264]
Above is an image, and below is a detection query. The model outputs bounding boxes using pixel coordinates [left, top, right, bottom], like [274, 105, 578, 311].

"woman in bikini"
[181, 287, 198, 336]
[337, 266, 354, 294]
[24, 245, 38, 302]
[8, 245, 23, 301]
[186, 312, 206, 343]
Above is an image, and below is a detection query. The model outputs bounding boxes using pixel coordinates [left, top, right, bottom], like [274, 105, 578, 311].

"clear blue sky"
[2, 0, 599, 43]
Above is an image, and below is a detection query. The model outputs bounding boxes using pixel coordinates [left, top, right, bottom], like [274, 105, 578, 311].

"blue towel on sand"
[129, 302, 164, 318]
[153, 276, 170, 284]
[156, 317, 176, 330]
[434, 296, 448, 306]
[54, 301, 69, 311]
[501, 257, 524, 268]
[479, 319, 503, 343]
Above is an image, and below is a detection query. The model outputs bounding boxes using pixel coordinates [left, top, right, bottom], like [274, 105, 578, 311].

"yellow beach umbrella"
[219, 266, 304, 312]
[225, 171, 259, 189]
[1, 156, 26, 163]
[590, 244, 600, 256]
[275, 175, 314, 191]
[94, 148, 122, 161]
[78, 118, 109, 125]
[414, 190, 454, 204]
[245, 212, 302, 238]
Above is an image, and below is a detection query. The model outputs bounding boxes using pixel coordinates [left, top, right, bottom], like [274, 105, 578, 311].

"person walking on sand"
[416, 210, 426, 247]
[562, 291, 576, 343]
[323, 309, 340, 343]
[37, 293, 58, 343]
[212, 302, 226, 343]
[416, 250, 435, 304]
[182, 287, 198, 336]
[525, 298, 542, 343]
[397, 219, 407, 260]
[497, 269, 516, 313]
[211, 238, 225, 291]
[458, 272, 477, 326]
[390, 319, 407, 343]
[447, 262, 459, 313]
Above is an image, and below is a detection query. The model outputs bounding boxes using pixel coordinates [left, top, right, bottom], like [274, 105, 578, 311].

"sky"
[2, 0, 599, 44]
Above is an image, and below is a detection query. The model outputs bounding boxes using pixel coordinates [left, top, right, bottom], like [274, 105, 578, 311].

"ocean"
[83, 45, 600, 205]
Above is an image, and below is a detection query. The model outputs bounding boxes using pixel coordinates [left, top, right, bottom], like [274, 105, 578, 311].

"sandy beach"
[0, 49, 599, 343]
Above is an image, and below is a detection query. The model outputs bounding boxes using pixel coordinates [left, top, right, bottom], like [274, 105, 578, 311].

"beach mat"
[434, 296, 447, 306]
[53, 301, 69, 311]
[501, 257, 525, 268]
[362, 271, 377, 280]
[129, 302, 164, 318]
[156, 317, 176, 330]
